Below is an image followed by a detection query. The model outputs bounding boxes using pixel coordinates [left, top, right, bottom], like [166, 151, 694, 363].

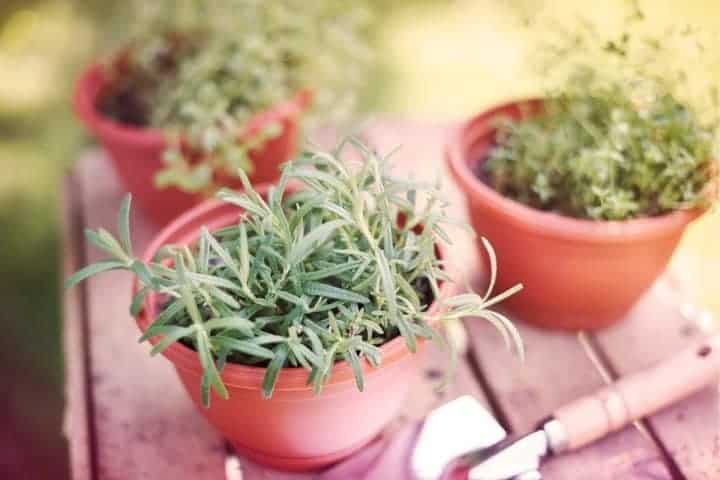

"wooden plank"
[467, 317, 673, 479]
[401, 339, 491, 423]
[594, 276, 720, 480]
[62, 174, 93, 480]
[75, 151, 228, 480]
[362, 120, 673, 480]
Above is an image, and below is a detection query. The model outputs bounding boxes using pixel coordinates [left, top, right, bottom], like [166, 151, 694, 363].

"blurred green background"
[1, 1, 718, 478]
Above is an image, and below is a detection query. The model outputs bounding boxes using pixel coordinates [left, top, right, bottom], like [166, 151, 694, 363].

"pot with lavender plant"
[447, 13, 718, 330]
[65, 138, 523, 471]
[74, 0, 372, 225]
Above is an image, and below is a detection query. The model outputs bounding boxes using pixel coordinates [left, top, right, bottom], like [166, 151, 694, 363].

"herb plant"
[98, 0, 372, 193]
[66, 138, 523, 406]
[483, 5, 718, 221]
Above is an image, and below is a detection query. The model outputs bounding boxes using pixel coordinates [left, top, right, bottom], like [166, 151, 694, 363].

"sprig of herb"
[99, 0, 373, 193]
[485, 2, 718, 220]
[66, 137, 523, 406]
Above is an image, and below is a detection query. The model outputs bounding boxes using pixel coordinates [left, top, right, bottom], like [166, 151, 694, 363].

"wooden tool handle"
[553, 334, 720, 451]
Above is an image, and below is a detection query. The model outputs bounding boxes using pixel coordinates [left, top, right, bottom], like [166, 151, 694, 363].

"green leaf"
[238, 222, 250, 284]
[84, 229, 125, 259]
[204, 316, 254, 335]
[303, 281, 370, 304]
[64, 260, 126, 288]
[262, 343, 288, 399]
[117, 194, 133, 255]
[344, 349, 365, 392]
[289, 341, 323, 369]
[186, 272, 241, 291]
[129, 287, 149, 316]
[205, 285, 241, 309]
[138, 299, 185, 342]
[150, 325, 196, 356]
[299, 261, 361, 281]
[175, 254, 204, 327]
[287, 220, 347, 266]
[197, 331, 228, 407]
[214, 336, 275, 359]
[130, 260, 157, 289]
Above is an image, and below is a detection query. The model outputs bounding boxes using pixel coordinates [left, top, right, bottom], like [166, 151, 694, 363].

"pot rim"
[445, 98, 706, 244]
[135, 186, 455, 392]
[73, 62, 312, 149]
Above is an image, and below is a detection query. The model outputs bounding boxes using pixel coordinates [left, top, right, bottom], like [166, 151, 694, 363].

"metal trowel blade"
[411, 395, 507, 480]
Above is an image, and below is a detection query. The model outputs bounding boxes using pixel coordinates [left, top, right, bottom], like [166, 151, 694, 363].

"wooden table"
[62, 120, 720, 480]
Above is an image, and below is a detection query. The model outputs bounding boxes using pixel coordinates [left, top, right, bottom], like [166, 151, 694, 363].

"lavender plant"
[98, 0, 373, 192]
[483, 5, 718, 220]
[66, 138, 523, 406]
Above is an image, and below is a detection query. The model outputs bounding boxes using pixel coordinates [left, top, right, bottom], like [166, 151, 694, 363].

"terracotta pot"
[446, 99, 704, 330]
[134, 192, 454, 471]
[73, 63, 311, 226]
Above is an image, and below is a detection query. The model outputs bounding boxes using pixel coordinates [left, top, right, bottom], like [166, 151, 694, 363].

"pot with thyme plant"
[447, 14, 718, 330]
[65, 138, 523, 471]
[74, 0, 372, 225]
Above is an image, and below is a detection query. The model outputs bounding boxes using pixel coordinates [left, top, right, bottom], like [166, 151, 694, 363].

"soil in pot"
[97, 34, 194, 127]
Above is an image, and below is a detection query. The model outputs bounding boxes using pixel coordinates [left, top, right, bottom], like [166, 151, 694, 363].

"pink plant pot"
[74, 63, 311, 226]
[134, 190, 455, 471]
[446, 100, 704, 330]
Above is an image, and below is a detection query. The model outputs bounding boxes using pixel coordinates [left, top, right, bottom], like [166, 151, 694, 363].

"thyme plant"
[98, 0, 372, 193]
[483, 5, 718, 220]
[66, 138, 523, 406]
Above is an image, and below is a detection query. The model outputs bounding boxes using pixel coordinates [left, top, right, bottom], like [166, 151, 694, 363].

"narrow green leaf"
[130, 260, 157, 289]
[203, 316, 254, 335]
[480, 237, 498, 302]
[186, 271, 241, 291]
[138, 299, 185, 342]
[299, 261, 361, 281]
[98, 228, 127, 258]
[118, 194, 133, 255]
[64, 260, 126, 288]
[287, 220, 347, 266]
[205, 285, 241, 309]
[197, 332, 228, 406]
[84, 229, 125, 259]
[150, 325, 195, 356]
[262, 343, 288, 398]
[344, 349, 365, 391]
[304, 281, 370, 304]
[214, 336, 275, 359]
[238, 222, 250, 284]
[129, 286, 149, 316]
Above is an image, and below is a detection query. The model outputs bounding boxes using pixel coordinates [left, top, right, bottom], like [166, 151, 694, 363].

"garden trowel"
[412, 333, 720, 480]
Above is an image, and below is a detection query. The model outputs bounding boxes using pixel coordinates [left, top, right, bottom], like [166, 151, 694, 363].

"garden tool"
[412, 333, 720, 480]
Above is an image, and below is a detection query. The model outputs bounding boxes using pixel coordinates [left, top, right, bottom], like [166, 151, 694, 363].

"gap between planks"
[62, 173, 97, 480]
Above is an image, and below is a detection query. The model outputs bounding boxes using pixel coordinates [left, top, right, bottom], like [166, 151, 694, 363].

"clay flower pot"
[74, 63, 311, 226]
[134, 192, 454, 471]
[446, 100, 704, 330]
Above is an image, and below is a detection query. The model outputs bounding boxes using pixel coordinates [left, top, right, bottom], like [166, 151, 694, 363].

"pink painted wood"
[593, 279, 720, 479]
[62, 120, 719, 479]
[62, 176, 92, 480]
